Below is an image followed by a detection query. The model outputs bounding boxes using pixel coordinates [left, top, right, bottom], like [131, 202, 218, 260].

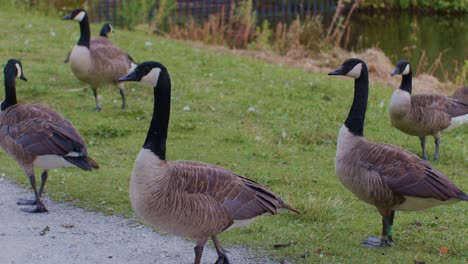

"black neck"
[99, 29, 108, 38]
[144, 70, 171, 160]
[399, 71, 412, 94]
[77, 15, 90, 48]
[2, 67, 17, 110]
[345, 68, 369, 137]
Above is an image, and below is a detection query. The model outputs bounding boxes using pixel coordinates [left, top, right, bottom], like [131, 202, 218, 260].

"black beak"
[118, 71, 139, 82]
[391, 68, 400, 77]
[62, 13, 73, 20]
[328, 65, 345, 76]
[20, 75, 27, 82]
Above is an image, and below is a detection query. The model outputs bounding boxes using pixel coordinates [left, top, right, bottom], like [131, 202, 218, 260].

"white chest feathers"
[130, 149, 167, 212]
[335, 125, 359, 160]
[69, 46, 92, 80]
[34, 155, 75, 170]
[389, 89, 411, 117]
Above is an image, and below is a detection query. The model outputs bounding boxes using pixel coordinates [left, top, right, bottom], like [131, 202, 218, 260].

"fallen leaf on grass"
[439, 246, 449, 255]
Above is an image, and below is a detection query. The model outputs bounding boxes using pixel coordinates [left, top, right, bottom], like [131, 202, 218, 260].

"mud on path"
[0, 178, 278, 264]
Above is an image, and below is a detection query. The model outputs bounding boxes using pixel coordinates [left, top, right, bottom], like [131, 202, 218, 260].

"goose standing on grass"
[0, 59, 99, 213]
[63, 9, 135, 110]
[389, 60, 468, 161]
[328, 58, 467, 248]
[118, 61, 299, 264]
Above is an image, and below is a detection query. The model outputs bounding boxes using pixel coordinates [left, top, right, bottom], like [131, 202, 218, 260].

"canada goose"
[328, 58, 467, 248]
[63, 9, 134, 110]
[118, 61, 299, 264]
[390, 60, 468, 161]
[451, 86, 468, 102]
[0, 59, 99, 213]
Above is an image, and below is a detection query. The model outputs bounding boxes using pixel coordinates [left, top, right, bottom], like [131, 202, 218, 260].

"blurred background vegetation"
[2, 0, 466, 84]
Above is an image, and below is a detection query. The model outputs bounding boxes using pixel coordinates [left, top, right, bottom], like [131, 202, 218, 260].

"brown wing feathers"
[361, 142, 463, 201]
[2, 104, 98, 170]
[173, 161, 298, 221]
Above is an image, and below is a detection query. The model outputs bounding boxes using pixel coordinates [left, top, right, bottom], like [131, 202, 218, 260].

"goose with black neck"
[62, 9, 135, 110]
[118, 61, 299, 264]
[329, 58, 468, 248]
[0, 59, 99, 213]
[389, 60, 468, 161]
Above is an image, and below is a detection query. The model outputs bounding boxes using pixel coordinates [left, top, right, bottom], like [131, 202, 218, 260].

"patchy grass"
[0, 9, 466, 264]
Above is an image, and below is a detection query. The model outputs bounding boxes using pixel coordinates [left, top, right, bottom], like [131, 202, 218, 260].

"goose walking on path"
[328, 58, 467, 248]
[118, 61, 299, 264]
[63, 9, 134, 110]
[389, 60, 468, 160]
[0, 59, 99, 213]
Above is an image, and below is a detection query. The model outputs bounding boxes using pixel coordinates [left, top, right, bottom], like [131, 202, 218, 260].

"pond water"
[346, 12, 467, 81]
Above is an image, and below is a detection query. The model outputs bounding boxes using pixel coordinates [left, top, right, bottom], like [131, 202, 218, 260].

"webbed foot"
[360, 236, 391, 248]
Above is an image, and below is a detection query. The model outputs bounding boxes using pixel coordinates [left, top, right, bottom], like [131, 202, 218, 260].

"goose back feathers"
[0, 104, 98, 171]
[119, 61, 298, 263]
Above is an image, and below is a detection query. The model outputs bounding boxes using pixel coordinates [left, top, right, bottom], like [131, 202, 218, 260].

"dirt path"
[0, 178, 278, 264]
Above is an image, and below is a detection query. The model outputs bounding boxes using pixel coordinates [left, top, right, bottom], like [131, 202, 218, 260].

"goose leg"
[434, 134, 441, 161]
[118, 83, 127, 109]
[387, 210, 395, 243]
[212, 236, 230, 264]
[19, 175, 47, 213]
[419, 136, 428, 160]
[17, 171, 48, 205]
[361, 210, 392, 248]
[92, 88, 102, 111]
[193, 239, 207, 264]
[64, 51, 71, 63]
[378, 215, 392, 247]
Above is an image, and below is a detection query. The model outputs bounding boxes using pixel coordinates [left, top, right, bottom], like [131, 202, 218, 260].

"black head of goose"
[0, 59, 99, 213]
[62, 9, 134, 111]
[390, 60, 468, 161]
[328, 58, 467, 248]
[118, 61, 299, 264]
[100, 23, 113, 37]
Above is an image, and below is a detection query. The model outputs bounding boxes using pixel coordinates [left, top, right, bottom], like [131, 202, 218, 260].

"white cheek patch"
[346, 63, 362, 79]
[15, 63, 22, 79]
[141, 68, 161, 87]
[109, 24, 114, 33]
[74, 11, 86, 22]
[402, 64, 410, 75]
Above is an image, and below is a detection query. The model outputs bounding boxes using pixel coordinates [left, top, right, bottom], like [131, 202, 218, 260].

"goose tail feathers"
[457, 191, 468, 201]
[279, 199, 301, 214]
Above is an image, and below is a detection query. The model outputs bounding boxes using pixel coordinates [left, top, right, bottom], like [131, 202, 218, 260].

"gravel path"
[0, 178, 278, 264]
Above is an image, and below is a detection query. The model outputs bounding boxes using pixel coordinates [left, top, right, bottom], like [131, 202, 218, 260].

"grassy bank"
[0, 9, 466, 263]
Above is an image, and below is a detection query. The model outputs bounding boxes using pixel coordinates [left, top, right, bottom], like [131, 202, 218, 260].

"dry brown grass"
[164, 0, 457, 95]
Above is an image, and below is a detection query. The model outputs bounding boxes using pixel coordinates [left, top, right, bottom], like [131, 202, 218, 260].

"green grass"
[0, 9, 467, 263]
